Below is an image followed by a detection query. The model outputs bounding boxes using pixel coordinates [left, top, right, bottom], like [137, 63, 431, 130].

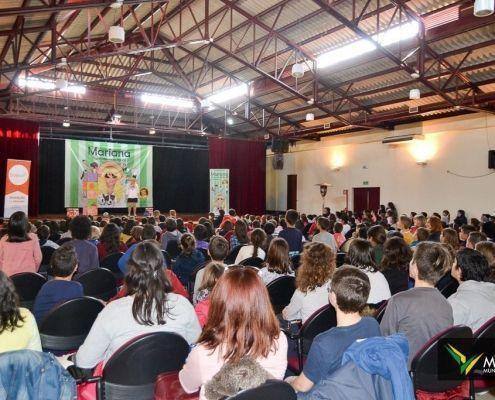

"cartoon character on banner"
[97, 161, 125, 207]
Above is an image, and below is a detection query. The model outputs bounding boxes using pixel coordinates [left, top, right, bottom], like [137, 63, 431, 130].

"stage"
[36, 213, 206, 222]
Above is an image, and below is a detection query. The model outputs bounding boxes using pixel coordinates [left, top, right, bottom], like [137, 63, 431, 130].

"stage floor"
[36, 213, 205, 221]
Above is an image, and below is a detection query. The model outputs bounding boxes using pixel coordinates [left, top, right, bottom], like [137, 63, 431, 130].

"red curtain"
[0, 118, 40, 217]
[209, 137, 266, 215]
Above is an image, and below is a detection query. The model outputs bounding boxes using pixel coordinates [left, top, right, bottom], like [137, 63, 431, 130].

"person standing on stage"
[126, 176, 139, 217]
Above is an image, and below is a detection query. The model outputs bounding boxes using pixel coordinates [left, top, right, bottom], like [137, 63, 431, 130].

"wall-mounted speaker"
[489, 150, 495, 169]
[272, 153, 284, 170]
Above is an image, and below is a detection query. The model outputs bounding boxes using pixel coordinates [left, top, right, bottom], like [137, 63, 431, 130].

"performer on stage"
[126, 176, 139, 217]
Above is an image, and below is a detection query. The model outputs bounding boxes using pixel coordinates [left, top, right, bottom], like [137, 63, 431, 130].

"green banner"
[65, 139, 153, 209]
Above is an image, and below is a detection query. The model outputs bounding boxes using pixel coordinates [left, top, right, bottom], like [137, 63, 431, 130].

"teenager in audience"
[311, 217, 336, 251]
[347, 239, 391, 304]
[194, 224, 209, 251]
[235, 228, 267, 264]
[466, 231, 488, 249]
[287, 266, 381, 393]
[397, 216, 414, 245]
[230, 220, 249, 249]
[173, 233, 205, 287]
[48, 220, 62, 243]
[482, 214, 495, 241]
[119, 224, 155, 273]
[283, 242, 334, 322]
[0, 270, 41, 353]
[476, 241, 495, 281]
[68, 215, 99, 277]
[454, 210, 468, 229]
[75, 241, 199, 369]
[381, 241, 453, 368]
[411, 214, 426, 235]
[33, 245, 83, 324]
[193, 235, 229, 299]
[448, 248, 495, 331]
[426, 216, 443, 242]
[441, 210, 451, 226]
[459, 224, 476, 247]
[367, 225, 386, 265]
[126, 225, 143, 247]
[160, 218, 181, 251]
[194, 262, 224, 327]
[0, 211, 42, 276]
[440, 227, 460, 252]
[179, 267, 287, 399]
[380, 237, 412, 295]
[263, 221, 276, 251]
[97, 223, 127, 260]
[279, 209, 303, 253]
[37, 225, 59, 249]
[410, 227, 429, 248]
[258, 238, 294, 285]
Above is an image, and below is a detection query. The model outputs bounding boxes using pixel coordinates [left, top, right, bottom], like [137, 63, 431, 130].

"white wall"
[266, 113, 495, 218]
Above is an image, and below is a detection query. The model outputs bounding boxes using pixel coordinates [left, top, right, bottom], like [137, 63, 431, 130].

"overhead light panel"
[140, 93, 195, 109]
[62, 120, 70, 128]
[18, 77, 86, 94]
[474, 0, 494, 16]
[226, 117, 234, 125]
[204, 83, 249, 106]
[149, 127, 156, 135]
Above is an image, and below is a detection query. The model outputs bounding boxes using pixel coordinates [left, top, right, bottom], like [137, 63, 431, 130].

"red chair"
[411, 325, 473, 399]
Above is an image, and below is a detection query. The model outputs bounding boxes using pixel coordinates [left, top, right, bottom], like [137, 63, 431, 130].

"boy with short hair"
[287, 266, 381, 393]
[397, 215, 414, 245]
[459, 224, 477, 247]
[33, 245, 83, 323]
[278, 209, 303, 253]
[466, 231, 488, 249]
[312, 217, 338, 253]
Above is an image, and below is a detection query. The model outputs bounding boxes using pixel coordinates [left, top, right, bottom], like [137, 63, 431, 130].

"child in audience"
[476, 241, 495, 281]
[448, 248, 495, 331]
[367, 225, 387, 265]
[279, 209, 303, 253]
[160, 218, 181, 251]
[397, 216, 414, 245]
[97, 223, 127, 259]
[381, 241, 453, 368]
[179, 267, 287, 399]
[312, 217, 337, 253]
[75, 241, 200, 369]
[229, 220, 249, 249]
[37, 225, 59, 249]
[89, 226, 100, 245]
[283, 242, 334, 322]
[258, 238, 294, 285]
[410, 227, 429, 248]
[0, 270, 41, 353]
[411, 214, 426, 235]
[193, 224, 209, 251]
[194, 262, 224, 327]
[68, 215, 99, 277]
[466, 231, 488, 249]
[235, 228, 267, 264]
[0, 211, 42, 276]
[426, 216, 443, 242]
[380, 237, 412, 295]
[347, 238, 391, 304]
[172, 233, 205, 287]
[440, 227, 460, 251]
[126, 225, 143, 247]
[459, 224, 476, 247]
[263, 221, 276, 251]
[333, 222, 346, 249]
[33, 245, 84, 324]
[287, 266, 381, 393]
[441, 210, 451, 226]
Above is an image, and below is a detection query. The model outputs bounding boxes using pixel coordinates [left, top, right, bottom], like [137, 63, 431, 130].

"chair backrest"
[336, 252, 346, 267]
[239, 257, 264, 268]
[473, 316, 495, 358]
[165, 240, 180, 260]
[100, 252, 124, 274]
[290, 254, 300, 270]
[411, 325, 473, 393]
[266, 276, 296, 315]
[11, 272, 47, 310]
[40, 246, 56, 267]
[57, 237, 72, 246]
[188, 261, 209, 295]
[228, 380, 296, 400]
[76, 268, 117, 301]
[225, 244, 245, 265]
[101, 332, 190, 400]
[438, 278, 459, 298]
[300, 304, 337, 352]
[39, 296, 104, 352]
[374, 300, 388, 324]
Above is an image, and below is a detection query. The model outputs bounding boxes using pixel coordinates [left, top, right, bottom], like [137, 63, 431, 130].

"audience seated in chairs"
[312, 217, 338, 253]
[179, 267, 287, 399]
[74, 241, 200, 370]
[282, 242, 334, 323]
[33, 245, 83, 324]
[229, 219, 250, 249]
[381, 241, 453, 368]
[160, 218, 182, 253]
[96, 223, 127, 260]
[258, 238, 294, 285]
[0, 211, 42, 276]
[235, 228, 267, 265]
[68, 215, 99, 277]
[379, 237, 412, 295]
[37, 224, 59, 250]
[278, 209, 303, 253]
[0, 270, 41, 353]
[286, 266, 381, 394]
[118, 223, 155, 274]
[194, 262, 224, 327]
[448, 247, 495, 331]
[173, 233, 205, 287]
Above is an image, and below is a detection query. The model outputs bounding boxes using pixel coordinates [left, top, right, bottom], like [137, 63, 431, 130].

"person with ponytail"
[75, 241, 201, 368]
[234, 228, 267, 264]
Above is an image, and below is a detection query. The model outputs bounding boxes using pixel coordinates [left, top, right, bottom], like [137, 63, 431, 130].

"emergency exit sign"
[363, 181, 369, 186]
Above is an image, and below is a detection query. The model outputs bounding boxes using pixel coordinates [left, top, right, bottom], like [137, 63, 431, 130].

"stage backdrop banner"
[209, 169, 229, 214]
[64, 139, 153, 209]
[4, 159, 31, 218]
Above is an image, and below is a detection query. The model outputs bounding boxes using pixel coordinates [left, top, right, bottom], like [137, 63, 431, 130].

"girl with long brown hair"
[179, 267, 287, 399]
[258, 237, 294, 284]
[234, 228, 267, 264]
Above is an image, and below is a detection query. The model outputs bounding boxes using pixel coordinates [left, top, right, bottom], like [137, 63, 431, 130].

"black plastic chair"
[57, 237, 72, 246]
[40, 296, 104, 352]
[437, 277, 459, 298]
[225, 244, 245, 265]
[336, 252, 346, 267]
[10, 272, 47, 310]
[287, 304, 337, 373]
[40, 246, 56, 268]
[76, 268, 117, 301]
[410, 325, 473, 395]
[290, 254, 300, 270]
[188, 261, 209, 297]
[100, 252, 124, 278]
[165, 240, 181, 261]
[374, 300, 388, 324]
[267, 276, 296, 315]
[228, 380, 296, 399]
[239, 257, 264, 268]
[87, 332, 190, 400]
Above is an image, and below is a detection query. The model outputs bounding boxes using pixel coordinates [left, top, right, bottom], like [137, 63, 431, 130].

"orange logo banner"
[4, 159, 31, 218]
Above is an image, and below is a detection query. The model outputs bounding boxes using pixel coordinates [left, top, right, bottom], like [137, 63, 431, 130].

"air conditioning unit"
[382, 134, 424, 144]
[323, 122, 331, 129]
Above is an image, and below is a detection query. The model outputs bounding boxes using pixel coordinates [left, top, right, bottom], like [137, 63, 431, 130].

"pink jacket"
[194, 298, 210, 328]
[0, 233, 42, 276]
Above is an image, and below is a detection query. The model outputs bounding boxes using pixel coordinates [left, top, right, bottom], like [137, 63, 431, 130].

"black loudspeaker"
[489, 150, 495, 169]
[272, 153, 284, 170]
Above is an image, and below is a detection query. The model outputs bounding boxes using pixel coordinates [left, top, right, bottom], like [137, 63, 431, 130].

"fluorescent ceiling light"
[17, 77, 86, 94]
[140, 93, 195, 109]
[317, 21, 419, 69]
[203, 83, 248, 107]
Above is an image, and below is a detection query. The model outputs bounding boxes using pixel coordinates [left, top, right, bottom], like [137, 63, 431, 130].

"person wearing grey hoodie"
[448, 248, 495, 331]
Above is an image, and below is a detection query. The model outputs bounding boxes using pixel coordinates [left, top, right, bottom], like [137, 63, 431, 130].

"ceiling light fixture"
[306, 113, 315, 121]
[109, 25, 125, 44]
[291, 63, 305, 78]
[62, 120, 70, 127]
[149, 127, 156, 135]
[203, 83, 249, 106]
[409, 88, 421, 100]
[226, 117, 234, 125]
[18, 77, 86, 94]
[140, 93, 195, 109]
[474, 0, 494, 16]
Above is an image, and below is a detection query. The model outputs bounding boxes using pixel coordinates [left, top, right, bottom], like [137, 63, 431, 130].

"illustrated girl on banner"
[97, 161, 125, 207]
